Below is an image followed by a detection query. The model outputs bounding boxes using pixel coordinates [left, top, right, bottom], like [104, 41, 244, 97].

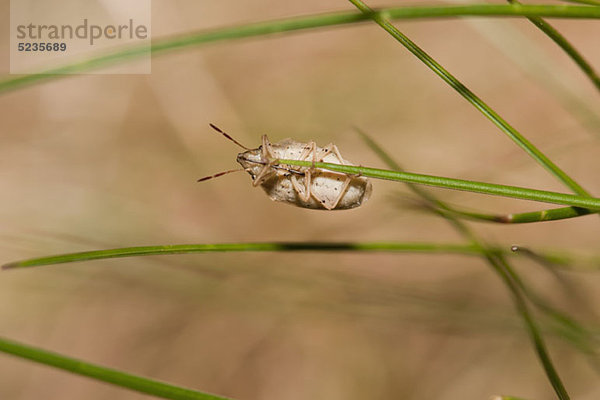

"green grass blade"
[509, 0, 600, 91]
[359, 127, 597, 224]
[453, 8, 600, 139]
[361, 127, 588, 224]
[277, 159, 600, 209]
[348, 0, 591, 199]
[356, 130, 571, 400]
[428, 204, 595, 223]
[362, 129, 598, 359]
[0, 336, 229, 400]
[2, 242, 494, 269]
[499, 252, 600, 363]
[2, 5, 600, 93]
[492, 255, 570, 400]
[5, 240, 596, 272]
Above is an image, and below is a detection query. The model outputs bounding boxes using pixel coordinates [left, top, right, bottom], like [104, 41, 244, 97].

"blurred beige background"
[1, 0, 600, 399]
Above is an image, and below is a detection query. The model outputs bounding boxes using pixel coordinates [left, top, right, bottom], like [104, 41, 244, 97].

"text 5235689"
[17, 42, 67, 52]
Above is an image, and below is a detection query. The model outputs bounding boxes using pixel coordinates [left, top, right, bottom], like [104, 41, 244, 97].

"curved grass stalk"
[2, 242, 497, 269]
[427, 203, 595, 224]
[488, 253, 570, 400]
[509, 0, 600, 91]
[348, 0, 591, 201]
[277, 159, 600, 210]
[0, 336, 229, 400]
[358, 126, 598, 224]
[358, 129, 600, 272]
[358, 127, 597, 224]
[495, 253, 600, 365]
[2, 4, 600, 93]
[4, 241, 599, 272]
[354, 130, 573, 400]
[447, 1, 600, 140]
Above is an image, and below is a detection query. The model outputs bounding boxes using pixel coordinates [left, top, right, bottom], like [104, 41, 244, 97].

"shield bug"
[198, 124, 372, 210]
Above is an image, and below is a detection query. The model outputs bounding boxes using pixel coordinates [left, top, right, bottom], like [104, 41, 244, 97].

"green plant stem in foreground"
[0, 336, 228, 400]
[508, 0, 600, 92]
[3, 242, 493, 269]
[428, 203, 594, 224]
[348, 0, 590, 203]
[356, 130, 579, 399]
[1, 5, 600, 93]
[3, 241, 597, 271]
[357, 127, 595, 224]
[277, 160, 600, 210]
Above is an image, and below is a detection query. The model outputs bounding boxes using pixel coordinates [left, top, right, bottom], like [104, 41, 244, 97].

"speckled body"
[236, 136, 372, 210]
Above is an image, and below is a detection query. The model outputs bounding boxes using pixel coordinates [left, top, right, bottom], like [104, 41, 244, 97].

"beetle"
[198, 124, 372, 210]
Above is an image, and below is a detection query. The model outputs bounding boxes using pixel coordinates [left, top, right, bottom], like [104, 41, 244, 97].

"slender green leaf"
[2, 5, 600, 93]
[347, 1, 591, 201]
[0, 336, 229, 400]
[491, 255, 570, 400]
[3, 242, 493, 269]
[277, 159, 600, 209]
[355, 130, 571, 400]
[509, 0, 600, 91]
[427, 203, 595, 224]
[358, 127, 597, 224]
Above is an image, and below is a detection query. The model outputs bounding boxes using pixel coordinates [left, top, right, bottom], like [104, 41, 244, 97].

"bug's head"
[236, 149, 264, 180]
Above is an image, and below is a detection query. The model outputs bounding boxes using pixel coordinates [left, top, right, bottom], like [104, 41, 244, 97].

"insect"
[198, 124, 372, 210]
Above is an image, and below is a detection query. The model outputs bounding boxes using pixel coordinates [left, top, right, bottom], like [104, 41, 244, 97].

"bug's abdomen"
[260, 171, 371, 210]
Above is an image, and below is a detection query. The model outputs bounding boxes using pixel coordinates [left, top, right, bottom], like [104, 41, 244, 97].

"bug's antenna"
[197, 168, 245, 182]
[209, 123, 251, 150]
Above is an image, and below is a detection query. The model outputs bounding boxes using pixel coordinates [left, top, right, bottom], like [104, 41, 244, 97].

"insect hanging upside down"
[198, 124, 372, 210]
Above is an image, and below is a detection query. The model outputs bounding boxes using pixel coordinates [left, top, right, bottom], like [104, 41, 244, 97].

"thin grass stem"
[509, 0, 600, 91]
[0, 336, 229, 400]
[427, 204, 595, 223]
[355, 130, 572, 400]
[1, 5, 600, 93]
[348, 0, 591, 200]
[2, 242, 496, 269]
[357, 128, 596, 224]
[276, 159, 600, 210]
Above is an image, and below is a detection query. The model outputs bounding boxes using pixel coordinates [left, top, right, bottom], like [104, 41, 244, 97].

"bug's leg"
[315, 144, 332, 163]
[288, 141, 315, 187]
[290, 175, 305, 198]
[318, 144, 347, 164]
[252, 135, 278, 187]
[298, 142, 318, 182]
[261, 135, 277, 161]
[294, 141, 315, 165]
[288, 141, 317, 203]
[322, 143, 364, 178]
[309, 170, 352, 210]
[329, 144, 347, 165]
[313, 144, 353, 209]
[328, 175, 352, 209]
[309, 188, 331, 210]
[310, 142, 318, 169]
[291, 170, 312, 202]
[253, 167, 274, 187]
